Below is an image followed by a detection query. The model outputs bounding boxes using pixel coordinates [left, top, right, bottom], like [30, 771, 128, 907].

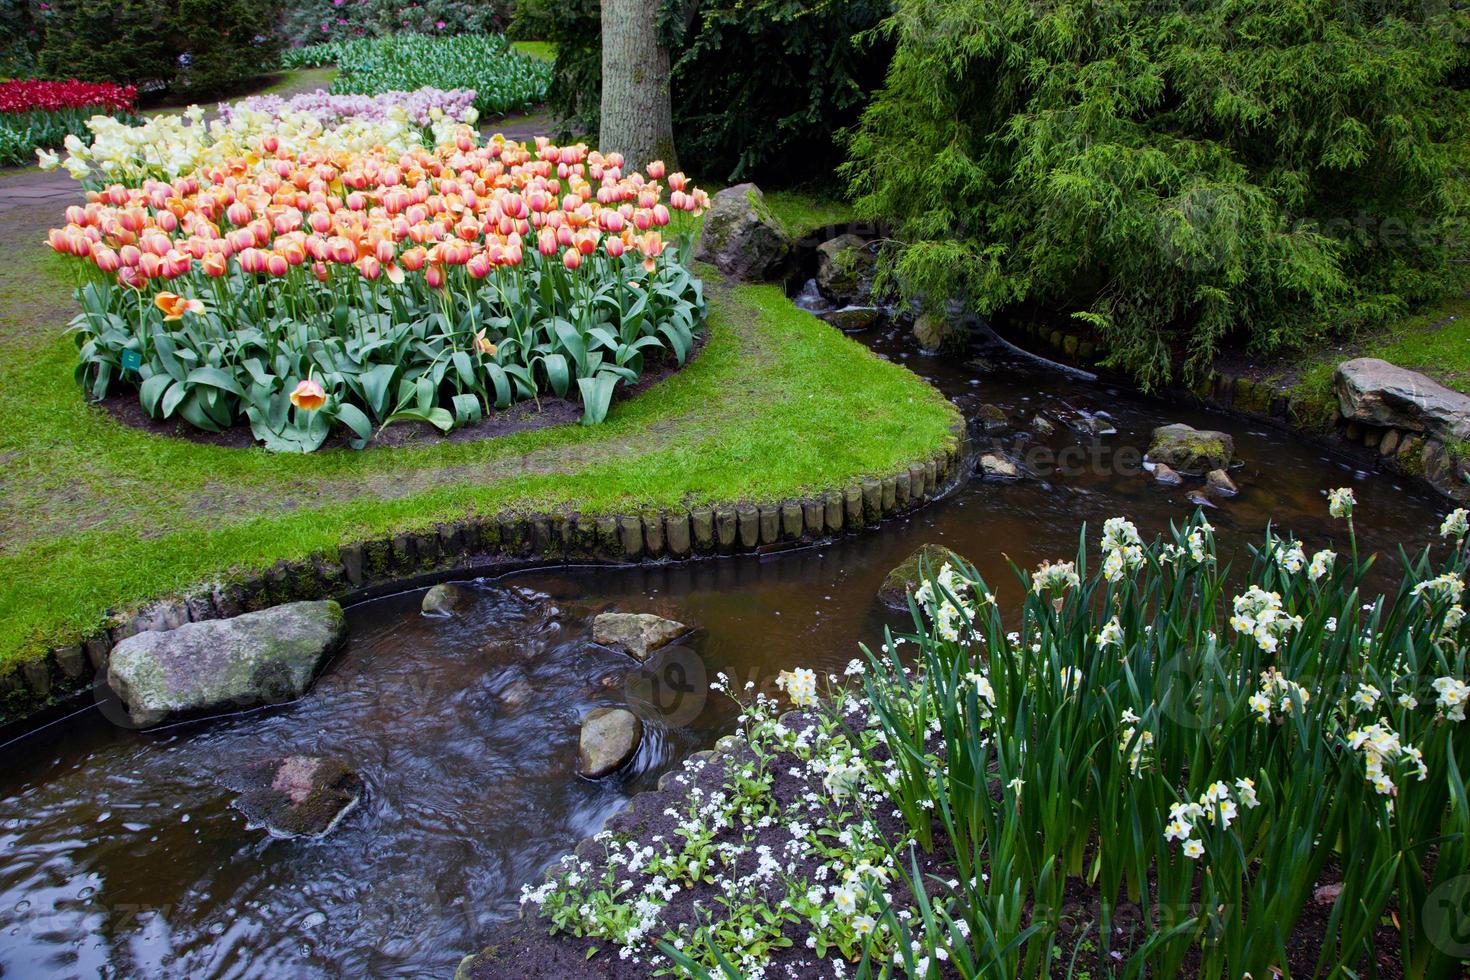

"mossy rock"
[105, 600, 347, 728]
[878, 543, 970, 609]
[694, 183, 790, 281]
[1145, 423, 1234, 476]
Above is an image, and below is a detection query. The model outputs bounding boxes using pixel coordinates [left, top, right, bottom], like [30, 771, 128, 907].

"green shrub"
[278, 0, 514, 48]
[34, 0, 282, 97]
[514, 0, 892, 184]
[0, 0, 43, 76]
[847, 0, 1470, 389]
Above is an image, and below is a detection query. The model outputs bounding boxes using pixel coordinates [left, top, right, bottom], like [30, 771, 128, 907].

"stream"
[0, 305, 1452, 978]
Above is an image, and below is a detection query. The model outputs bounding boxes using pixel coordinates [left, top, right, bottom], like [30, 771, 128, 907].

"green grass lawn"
[510, 40, 556, 62]
[1290, 293, 1470, 425]
[0, 235, 956, 671]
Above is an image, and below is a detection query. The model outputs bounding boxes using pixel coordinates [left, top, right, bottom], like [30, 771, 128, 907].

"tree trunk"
[599, 0, 677, 173]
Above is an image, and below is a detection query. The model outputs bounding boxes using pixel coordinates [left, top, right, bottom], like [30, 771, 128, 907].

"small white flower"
[1326, 487, 1356, 519]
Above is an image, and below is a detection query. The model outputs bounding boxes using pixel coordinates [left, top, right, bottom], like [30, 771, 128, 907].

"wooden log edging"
[0, 426, 971, 735]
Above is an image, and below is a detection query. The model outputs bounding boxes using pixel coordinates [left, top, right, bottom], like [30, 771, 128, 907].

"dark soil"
[92, 334, 705, 452]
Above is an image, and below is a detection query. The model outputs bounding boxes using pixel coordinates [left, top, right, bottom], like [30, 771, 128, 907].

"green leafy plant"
[846, 0, 1470, 389]
[283, 33, 552, 116]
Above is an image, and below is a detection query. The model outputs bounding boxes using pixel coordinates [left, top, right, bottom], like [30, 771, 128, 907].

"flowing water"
[0, 308, 1452, 978]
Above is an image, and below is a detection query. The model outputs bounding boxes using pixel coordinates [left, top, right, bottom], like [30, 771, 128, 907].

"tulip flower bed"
[0, 79, 137, 167]
[48, 134, 710, 452]
[517, 502, 1470, 978]
[45, 96, 474, 187]
[319, 34, 552, 116]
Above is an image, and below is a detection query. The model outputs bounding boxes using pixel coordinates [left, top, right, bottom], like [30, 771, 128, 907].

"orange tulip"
[290, 378, 326, 411]
[154, 292, 204, 320]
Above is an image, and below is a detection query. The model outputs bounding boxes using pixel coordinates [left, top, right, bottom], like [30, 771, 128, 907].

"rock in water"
[978, 453, 1023, 481]
[694, 183, 790, 280]
[1186, 489, 1216, 510]
[107, 601, 347, 728]
[421, 583, 467, 615]
[821, 306, 882, 332]
[878, 543, 970, 608]
[577, 707, 643, 779]
[815, 233, 878, 306]
[1335, 358, 1470, 437]
[977, 404, 1009, 435]
[1206, 468, 1239, 497]
[1145, 423, 1234, 476]
[913, 312, 959, 351]
[1150, 462, 1183, 486]
[226, 755, 364, 838]
[592, 612, 688, 661]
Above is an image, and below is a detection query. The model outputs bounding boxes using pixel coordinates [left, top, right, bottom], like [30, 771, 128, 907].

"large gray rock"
[577, 707, 642, 779]
[592, 612, 688, 661]
[106, 601, 347, 728]
[1145, 423, 1234, 476]
[224, 755, 364, 838]
[815, 234, 878, 306]
[694, 183, 790, 280]
[1335, 358, 1470, 438]
[878, 543, 970, 609]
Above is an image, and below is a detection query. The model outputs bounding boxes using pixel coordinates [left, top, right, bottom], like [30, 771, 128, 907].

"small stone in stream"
[577, 707, 643, 779]
[979, 453, 1023, 481]
[1186, 489, 1216, 509]
[225, 755, 364, 839]
[966, 356, 995, 374]
[591, 612, 688, 661]
[821, 306, 881, 331]
[1032, 414, 1056, 436]
[421, 583, 468, 615]
[1206, 468, 1239, 497]
[878, 543, 970, 608]
[499, 677, 534, 708]
[1146, 423, 1234, 475]
[1150, 463, 1183, 486]
[913, 312, 960, 351]
[977, 403, 1008, 434]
